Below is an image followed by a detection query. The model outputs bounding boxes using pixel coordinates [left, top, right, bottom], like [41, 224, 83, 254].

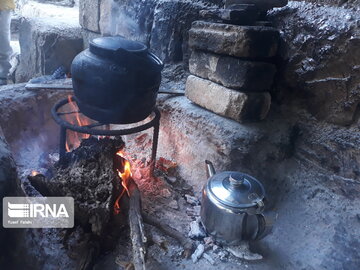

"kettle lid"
[207, 171, 265, 209]
[89, 36, 147, 57]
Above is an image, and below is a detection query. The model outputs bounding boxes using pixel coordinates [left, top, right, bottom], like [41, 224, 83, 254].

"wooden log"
[128, 177, 147, 270]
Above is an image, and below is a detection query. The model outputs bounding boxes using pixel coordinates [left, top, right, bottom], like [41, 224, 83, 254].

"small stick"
[142, 213, 194, 258]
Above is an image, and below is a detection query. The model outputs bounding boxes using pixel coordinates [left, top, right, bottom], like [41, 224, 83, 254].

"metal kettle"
[200, 160, 271, 245]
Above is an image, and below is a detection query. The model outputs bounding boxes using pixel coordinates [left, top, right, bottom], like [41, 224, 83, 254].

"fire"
[64, 95, 91, 152]
[31, 171, 39, 176]
[114, 150, 132, 214]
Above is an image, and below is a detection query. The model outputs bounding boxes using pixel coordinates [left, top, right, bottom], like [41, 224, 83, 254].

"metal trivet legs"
[51, 96, 160, 173]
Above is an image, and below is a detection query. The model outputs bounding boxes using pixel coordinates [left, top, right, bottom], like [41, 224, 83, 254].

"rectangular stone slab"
[189, 50, 276, 91]
[225, 0, 288, 12]
[189, 21, 279, 58]
[199, 7, 260, 26]
[79, 0, 100, 33]
[185, 75, 271, 122]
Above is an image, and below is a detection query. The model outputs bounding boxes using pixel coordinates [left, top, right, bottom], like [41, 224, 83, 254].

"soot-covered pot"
[71, 36, 163, 124]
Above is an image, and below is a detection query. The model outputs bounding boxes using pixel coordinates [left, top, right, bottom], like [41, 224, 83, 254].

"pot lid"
[89, 36, 147, 57]
[207, 171, 265, 209]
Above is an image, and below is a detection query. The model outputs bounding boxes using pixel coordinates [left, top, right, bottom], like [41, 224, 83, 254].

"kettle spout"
[205, 160, 216, 178]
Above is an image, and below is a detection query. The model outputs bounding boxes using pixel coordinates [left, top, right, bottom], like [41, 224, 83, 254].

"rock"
[225, 0, 288, 12]
[189, 21, 280, 58]
[0, 127, 18, 199]
[168, 199, 179, 210]
[191, 244, 205, 263]
[186, 206, 201, 216]
[290, 0, 360, 9]
[204, 237, 214, 246]
[189, 50, 276, 91]
[188, 217, 207, 239]
[199, 6, 260, 26]
[35, 0, 75, 7]
[185, 194, 200, 205]
[203, 253, 216, 265]
[79, 0, 100, 33]
[149, 0, 207, 62]
[226, 242, 263, 261]
[16, 3, 83, 82]
[268, 1, 360, 125]
[185, 75, 271, 122]
[0, 127, 19, 264]
[164, 175, 177, 184]
[217, 250, 229, 261]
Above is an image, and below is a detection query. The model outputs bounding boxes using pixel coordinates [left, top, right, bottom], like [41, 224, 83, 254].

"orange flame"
[31, 171, 39, 177]
[114, 150, 132, 214]
[64, 96, 91, 152]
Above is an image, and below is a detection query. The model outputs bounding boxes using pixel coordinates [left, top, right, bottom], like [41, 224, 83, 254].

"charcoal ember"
[27, 173, 51, 196]
[44, 137, 125, 236]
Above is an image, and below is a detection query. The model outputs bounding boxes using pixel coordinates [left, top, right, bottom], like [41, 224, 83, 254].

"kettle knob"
[229, 174, 245, 187]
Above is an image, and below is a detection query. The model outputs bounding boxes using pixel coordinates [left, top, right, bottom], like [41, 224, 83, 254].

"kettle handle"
[256, 199, 265, 214]
[255, 213, 273, 240]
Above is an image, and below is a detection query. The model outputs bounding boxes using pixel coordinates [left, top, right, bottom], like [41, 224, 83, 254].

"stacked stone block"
[185, 6, 283, 123]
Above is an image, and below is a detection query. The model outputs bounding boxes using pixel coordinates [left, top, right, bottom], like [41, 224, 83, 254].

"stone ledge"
[157, 95, 292, 192]
[16, 11, 83, 82]
[185, 75, 271, 122]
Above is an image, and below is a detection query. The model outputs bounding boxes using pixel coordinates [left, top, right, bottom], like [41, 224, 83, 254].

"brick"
[189, 50, 276, 91]
[189, 21, 279, 58]
[225, 0, 288, 11]
[185, 75, 271, 122]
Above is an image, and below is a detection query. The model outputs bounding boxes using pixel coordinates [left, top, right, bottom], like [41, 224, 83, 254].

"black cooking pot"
[71, 36, 163, 124]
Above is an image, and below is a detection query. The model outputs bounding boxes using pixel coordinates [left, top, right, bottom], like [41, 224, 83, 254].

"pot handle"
[115, 48, 164, 73]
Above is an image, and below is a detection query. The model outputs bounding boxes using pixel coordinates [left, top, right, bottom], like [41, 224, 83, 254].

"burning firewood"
[128, 177, 147, 270]
[115, 151, 148, 270]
